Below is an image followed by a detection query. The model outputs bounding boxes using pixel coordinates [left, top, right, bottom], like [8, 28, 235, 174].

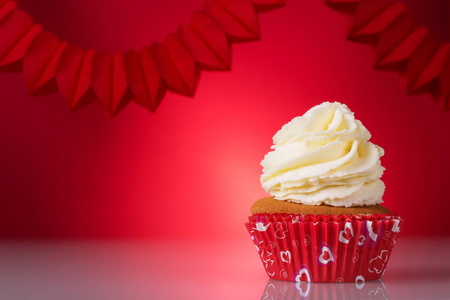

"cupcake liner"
[245, 213, 403, 282]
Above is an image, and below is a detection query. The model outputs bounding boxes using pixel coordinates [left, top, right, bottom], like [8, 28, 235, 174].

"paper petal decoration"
[0, 9, 42, 71]
[0, 24, 41, 71]
[92, 51, 131, 116]
[124, 47, 166, 112]
[0, 10, 35, 61]
[250, 0, 285, 13]
[325, 0, 450, 111]
[150, 34, 200, 97]
[23, 31, 67, 96]
[0, 0, 284, 115]
[373, 12, 416, 70]
[179, 11, 231, 71]
[349, 3, 406, 45]
[348, 1, 395, 44]
[56, 45, 95, 111]
[431, 56, 450, 110]
[204, 0, 260, 43]
[376, 27, 429, 70]
[325, 0, 360, 15]
[0, 1, 17, 23]
[401, 33, 439, 95]
[410, 43, 450, 94]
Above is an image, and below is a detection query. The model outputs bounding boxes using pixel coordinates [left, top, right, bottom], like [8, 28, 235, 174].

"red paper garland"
[325, 0, 450, 110]
[3, 0, 447, 115]
[0, 0, 285, 116]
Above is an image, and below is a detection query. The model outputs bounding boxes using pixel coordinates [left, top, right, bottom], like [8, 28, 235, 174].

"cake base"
[251, 196, 391, 215]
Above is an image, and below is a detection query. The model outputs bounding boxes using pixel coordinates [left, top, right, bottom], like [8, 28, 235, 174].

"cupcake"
[245, 102, 403, 283]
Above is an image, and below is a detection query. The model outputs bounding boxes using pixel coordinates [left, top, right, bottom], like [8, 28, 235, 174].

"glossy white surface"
[0, 237, 449, 300]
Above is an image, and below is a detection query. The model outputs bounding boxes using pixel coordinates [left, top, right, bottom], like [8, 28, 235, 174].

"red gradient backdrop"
[1, 0, 449, 239]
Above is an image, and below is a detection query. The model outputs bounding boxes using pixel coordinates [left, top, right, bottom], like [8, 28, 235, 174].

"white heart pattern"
[338, 222, 354, 244]
[295, 264, 312, 283]
[251, 235, 259, 252]
[261, 250, 275, 276]
[369, 287, 388, 298]
[366, 221, 379, 242]
[355, 275, 365, 289]
[295, 265, 312, 297]
[274, 222, 288, 239]
[280, 251, 291, 263]
[253, 222, 270, 232]
[292, 216, 300, 224]
[358, 235, 366, 246]
[304, 235, 311, 246]
[279, 269, 288, 279]
[316, 242, 335, 266]
[295, 281, 311, 298]
[368, 250, 389, 274]
[392, 219, 401, 233]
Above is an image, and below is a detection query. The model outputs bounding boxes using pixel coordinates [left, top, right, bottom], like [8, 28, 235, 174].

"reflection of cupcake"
[245, 102, 403, 283]
[261, 278, 390, 300]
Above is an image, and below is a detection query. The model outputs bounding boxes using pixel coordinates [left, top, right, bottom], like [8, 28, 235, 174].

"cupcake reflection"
[261, 278, 389, 300]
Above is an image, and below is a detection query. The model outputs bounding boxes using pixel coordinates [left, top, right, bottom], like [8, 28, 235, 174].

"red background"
[1, 0, 449, 239]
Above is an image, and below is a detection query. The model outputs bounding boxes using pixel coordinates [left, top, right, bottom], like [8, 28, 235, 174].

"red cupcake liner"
[245, 213, 403, 282]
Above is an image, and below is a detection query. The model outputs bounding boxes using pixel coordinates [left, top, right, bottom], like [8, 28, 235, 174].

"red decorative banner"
[325, 0, 450, 110]
[0, 0, 285, 116]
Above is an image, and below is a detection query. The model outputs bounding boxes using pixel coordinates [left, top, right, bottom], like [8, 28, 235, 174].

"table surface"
[0, 237, 449, 300]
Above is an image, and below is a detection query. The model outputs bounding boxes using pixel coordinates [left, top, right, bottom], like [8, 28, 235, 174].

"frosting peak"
[260, 102, 385, 207]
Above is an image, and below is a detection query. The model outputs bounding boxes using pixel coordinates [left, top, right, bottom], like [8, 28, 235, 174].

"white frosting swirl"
[260, 102, 385, 207]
